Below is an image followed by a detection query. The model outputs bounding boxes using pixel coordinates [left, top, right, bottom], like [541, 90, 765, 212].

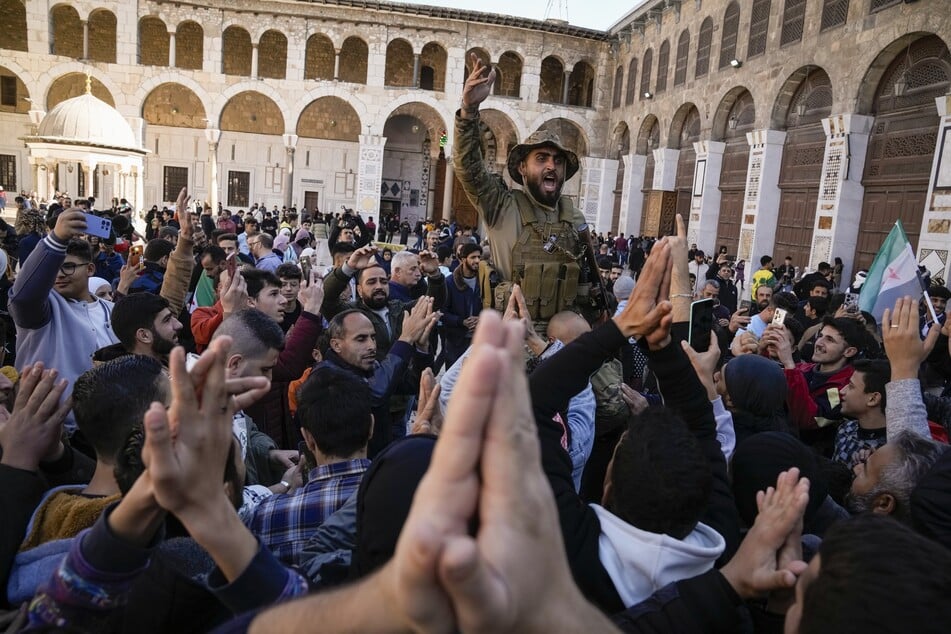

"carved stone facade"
[0, 0, 949, 282]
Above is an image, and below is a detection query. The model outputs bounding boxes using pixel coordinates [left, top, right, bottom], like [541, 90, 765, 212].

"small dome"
[36, 92, 141, 151]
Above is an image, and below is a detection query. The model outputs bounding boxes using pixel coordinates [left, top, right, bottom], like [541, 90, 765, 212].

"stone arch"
[0, 0, 28, 52]
[635, 114, 660, 155]
[339, 36, 368, 84]
[222, 25, 252, 77]
[36, 62, 123, 110]
[46, 72, 116, 110]
[674, 29, 689, 86]
[539, 55, 565, 104]
[175, 21, 203, 70]
[479, 99, 530, 142]
[856, 32, 951, 115]
[258, 30, 287, 80]
[770, 66, 833, 129]
[696, 16, 714, 78]
[377, 97, 451, 142]
[213, 82, 290, 129]
[479, 108, 521, 161]
[297, 96, 361, 142]
[718, 1, 740, 70]
[304, 33, 335, 81]
[496, 51, 522, 98]
[626, 56, 638, 105]
[668, 103, 701, 149]
[133, 74, 213, 126]
[419, 42, 447, 92]
[385, 39, 414, 87]
[87, 8, 116, 63]
[0, 65, 31, 115]
[567, 60, 595, 107]
[656, 40, 670, 94]
[291, 87, 370, 132]
[50, 4, 83, 58]
[612, 66, 624, 108]
[612, 121, 631, 157]
[711, 86, 756, 141]
[531, 117, 589, 157]
[640, 48, 653, 100]
[219, 91, 284, 135]
[139, 16, 169, 67]
[142, 83, 207, 129]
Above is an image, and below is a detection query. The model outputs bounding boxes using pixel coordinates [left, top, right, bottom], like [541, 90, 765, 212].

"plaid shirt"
[246, 458, 370, 566]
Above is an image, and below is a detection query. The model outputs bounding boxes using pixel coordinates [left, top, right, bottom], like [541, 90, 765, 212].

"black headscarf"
[724, 354, 790, 444]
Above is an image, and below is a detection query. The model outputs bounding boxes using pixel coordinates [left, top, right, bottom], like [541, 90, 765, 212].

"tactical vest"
[503, 192, 585, 321]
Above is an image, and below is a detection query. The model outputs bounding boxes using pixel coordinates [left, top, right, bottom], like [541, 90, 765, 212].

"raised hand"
[220, 269, 249, 316]
[883, 296, 941, 380]
[0, 364, 71, 471]
[461, 52, 496, 112]
[347, 245, 379, 271]
[419, 249, 440, 276]
[52, 208, 88, 242]
[176, 187, 195, 242]
[399, 297, 438, 347]
[619, 383, 649, 416]
[117, 260, 143, 295]
[613, 239, 673, 347]
[298, 269, 325, 315]
[411, 368, 443, 435]
[682, 334, 721, 400]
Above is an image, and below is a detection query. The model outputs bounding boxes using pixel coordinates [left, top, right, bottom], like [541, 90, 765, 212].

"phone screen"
[129, 245, 144, 267]
[740, 299, 752, 312]
[300, 256, 312, 281]
[689, 298, 715, 351]
[227, 252, 237, 278]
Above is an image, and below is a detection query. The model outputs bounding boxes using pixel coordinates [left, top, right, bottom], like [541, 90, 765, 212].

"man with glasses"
[9, 208, 119, 430]
[248, 233, 283, 274]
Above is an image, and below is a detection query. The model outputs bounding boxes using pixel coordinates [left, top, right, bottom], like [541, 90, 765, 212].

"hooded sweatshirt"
[591, 505, 724, 607]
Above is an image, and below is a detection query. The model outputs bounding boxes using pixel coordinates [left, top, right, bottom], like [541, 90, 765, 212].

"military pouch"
[520, 263, 543, 320]
[493, 281, 513, 312]
[538, 263, 560, 320]
[558, 262, 581, 312]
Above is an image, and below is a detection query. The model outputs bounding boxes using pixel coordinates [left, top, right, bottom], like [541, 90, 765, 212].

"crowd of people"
[0, 52, 951, 633]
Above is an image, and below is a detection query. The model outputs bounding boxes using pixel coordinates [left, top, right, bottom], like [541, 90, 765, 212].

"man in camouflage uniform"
[454, 52, 597, 326]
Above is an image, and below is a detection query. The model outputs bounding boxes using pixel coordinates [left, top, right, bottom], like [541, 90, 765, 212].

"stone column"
[442, 158, 454, 222]
[807, 114, 873, 286]
[917, 94, 951, 283]
[29, 159, 40, 201]
[640, 148, 680, 237]
[251, 44, 259, 78]
[82, 20, 89, 59]
[738, 129, 787, 268]
[618, 153, 646, 238]
[334, 48, 341, 80]
[133, 166, 144, 215]
[47, 162, 57, 202]
[577, 157, 619, 232]
[168, 31, 176, 67]
[357, 134, 387, 219]
[413, 54, 420, 88]
[205, 128, 221, 212]
[562, 70, 571, 104]
[283, 133, 298, 209]
[687, 140, 725, 253]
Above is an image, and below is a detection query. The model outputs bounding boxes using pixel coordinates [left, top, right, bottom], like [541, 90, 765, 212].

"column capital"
[821, 113, 874, 136]
[283, 133, 299, 149]
[746, 129, 787, 147]
[693, 140, 726, 156]
[936, 94, 951, 117]
[205, 127, 221, 144]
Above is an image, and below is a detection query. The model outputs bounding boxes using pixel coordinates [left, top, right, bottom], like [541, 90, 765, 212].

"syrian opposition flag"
[858, 220, 924, 320]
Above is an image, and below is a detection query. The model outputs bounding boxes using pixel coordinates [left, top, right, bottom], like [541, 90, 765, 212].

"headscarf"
[87, 277, 111, 297]
[723, 354, 789, 444]
[349, 435, 436, 579]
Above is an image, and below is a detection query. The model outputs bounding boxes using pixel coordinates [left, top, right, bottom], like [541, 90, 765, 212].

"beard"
[524, 171, 564, 207]
[845, 486, 883, 515]
[362, 290, 388, 310]
[151, 330, 179, 356]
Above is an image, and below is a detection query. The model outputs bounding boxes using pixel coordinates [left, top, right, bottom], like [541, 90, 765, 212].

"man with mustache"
[455, 52, 592, 326]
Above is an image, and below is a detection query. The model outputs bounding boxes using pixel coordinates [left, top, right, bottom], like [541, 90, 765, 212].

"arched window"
[304, 34, 335, 80]
[625, 57, 638, 105]
[496, 51, 522, 97]
[656, 40, 670, 93]
[821, 0, 849, 31]
[748, 0, 771, 58]
[674, 30, 689, 86]
[640, 49, 653, 99]
[719, 3, 740, 69]
[222, 26, 252, 76]
[781, 0, 806, 46]
[258, 31, 287, 79]
[612, 66, 624, 108]
[175, 22, 203, 70]
[0, 0, 28, 52]
[696, 18, 713, 78]
[139, 17, 169, 66]
[339, 37, 368, 84]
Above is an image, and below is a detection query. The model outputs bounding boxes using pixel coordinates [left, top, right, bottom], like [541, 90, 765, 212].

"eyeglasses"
[58, 262, 85, 276]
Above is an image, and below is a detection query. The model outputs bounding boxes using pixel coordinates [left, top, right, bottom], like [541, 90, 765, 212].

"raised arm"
[160, 188, 196, 315]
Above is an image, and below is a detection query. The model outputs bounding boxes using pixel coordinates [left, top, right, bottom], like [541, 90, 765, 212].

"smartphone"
[739, 299, 752, 312]
[299, 255, 312, 281]
[772, 307, 788, 326]
[688, 298, 715, 351]
[84, 213, 112, 239]
[844, 293, 860, 314]
[129, 244, 144, 267]
[226, 252, 237, 278]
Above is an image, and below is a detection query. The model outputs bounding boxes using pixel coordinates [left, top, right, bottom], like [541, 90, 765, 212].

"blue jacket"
[442, 266, 481, 344]
[129, 262, 165, 295]
[94, 251, 124, 283]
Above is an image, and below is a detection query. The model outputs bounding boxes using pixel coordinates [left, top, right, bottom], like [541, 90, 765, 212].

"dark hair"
[297, 367, 373, 457]
[244, 218, 259, 228]
[760, 255, 772, 266]
[144, 238, 174, 263]
[800, 515, 951, 634]
[851, 359, 891, 413]
[607, 407, 712, 539]
[276, 263, 303, 280]
[770, 291, 799, 313]
[356, 265, 388, 284]
[241, 268, 281, 299]
[436, 245, 452, 261]
[158, 226, 179, 240]
[459, 243, 482, 259]
[930, 285, 951, 300]
[806, 295, 829, 318]
[213, 309, 285, 361]
[72, 356, 166, 463]
[783, 315, 805, 347]
[817, 261, 832, 273]
[66, 239, 93, 262]
[806, 277, 831, 293]
[327, 308, 370, 341]
[200, 244, 226, 263]
[331, 242, 357, 258]
[217, 232, 238, 244]
[822, 316, 868, 356]
[112, 293, 171, 352]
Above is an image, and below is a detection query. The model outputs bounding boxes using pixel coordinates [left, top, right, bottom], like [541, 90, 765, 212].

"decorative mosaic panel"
[744, 153, 763, 206]
[810, 235, 832, 269]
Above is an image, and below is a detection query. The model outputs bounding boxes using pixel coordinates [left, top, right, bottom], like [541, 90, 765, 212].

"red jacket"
[784, 362, 854, 431]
